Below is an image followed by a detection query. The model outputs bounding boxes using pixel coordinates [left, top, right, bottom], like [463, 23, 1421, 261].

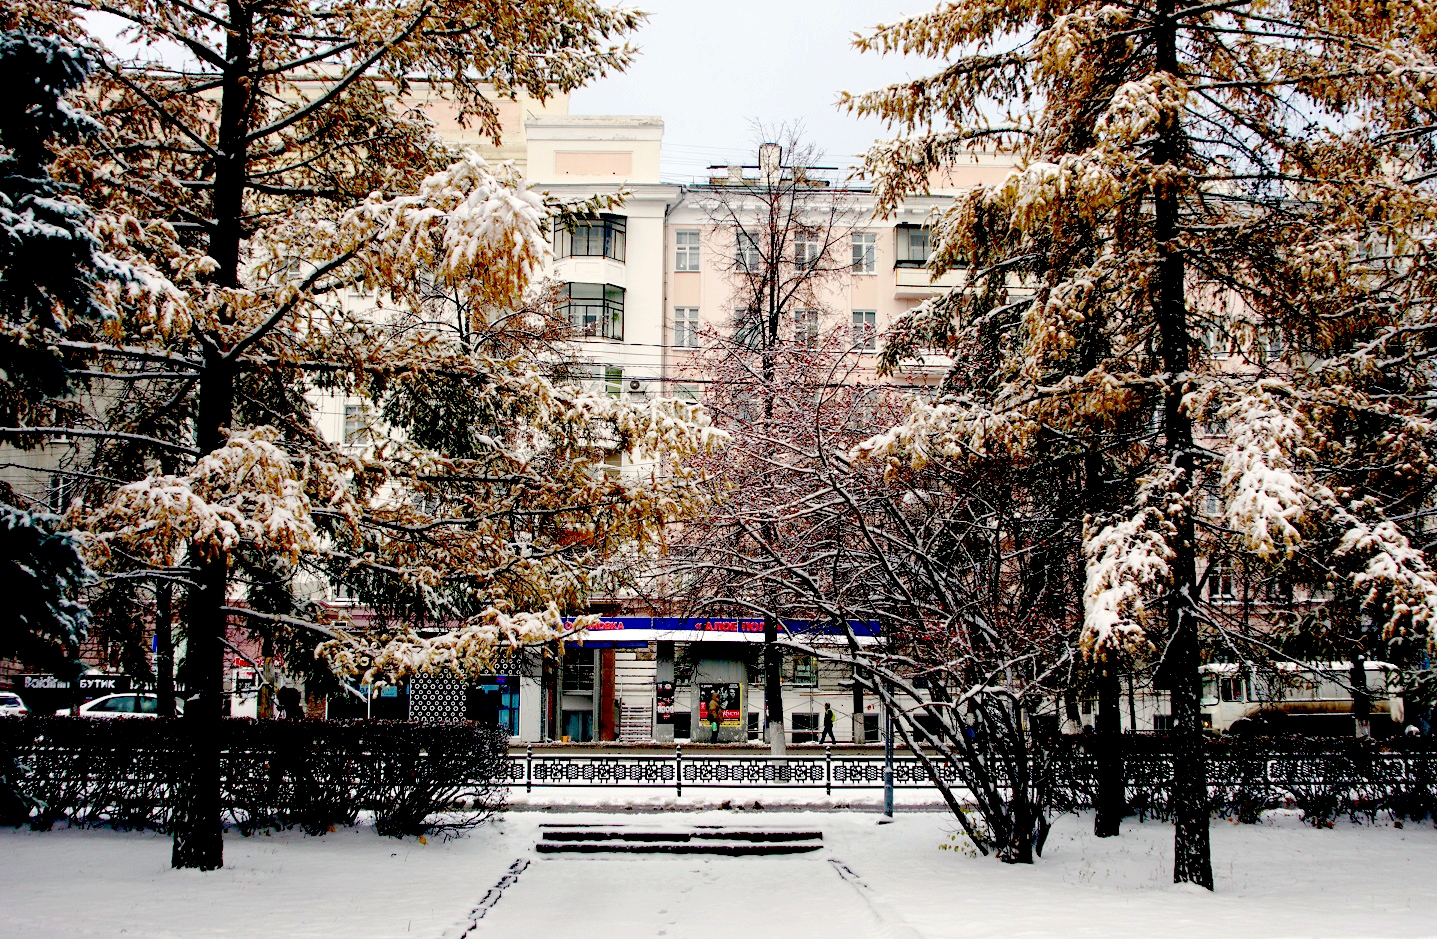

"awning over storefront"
[559, 617, 882, 647]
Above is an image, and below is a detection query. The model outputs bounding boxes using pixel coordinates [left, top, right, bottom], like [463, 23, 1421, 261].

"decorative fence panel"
[508, 740, 1437, 824]
[6, 719, 1437, 830]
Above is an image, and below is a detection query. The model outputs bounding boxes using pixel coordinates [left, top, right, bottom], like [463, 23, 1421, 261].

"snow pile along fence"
[0, 718, 511, 836]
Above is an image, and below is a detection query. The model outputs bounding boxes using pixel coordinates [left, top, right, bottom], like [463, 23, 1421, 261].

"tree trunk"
[764, 614, 785, 754]
[171, 0, 253, 871]
[1153, 0, 1212, 890]
[171, 361, 234, 871]
[1094, 667, 1124, 837]
[1350, 657, 1371, 738]
[155, 581, 175, 718]
[852, 671, 865, 744]
[1000, 719, 1036, 863]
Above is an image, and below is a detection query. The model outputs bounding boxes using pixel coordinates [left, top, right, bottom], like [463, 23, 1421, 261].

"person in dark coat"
[276, 684, 304, 720]
[820, 703, 837, 744]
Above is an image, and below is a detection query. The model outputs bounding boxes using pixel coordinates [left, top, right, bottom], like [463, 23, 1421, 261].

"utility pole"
[883, 686, 894, 819]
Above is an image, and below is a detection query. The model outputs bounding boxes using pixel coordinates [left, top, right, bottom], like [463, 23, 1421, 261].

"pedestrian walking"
[820, 702, 836, 744]
[708, 690, 722, 742]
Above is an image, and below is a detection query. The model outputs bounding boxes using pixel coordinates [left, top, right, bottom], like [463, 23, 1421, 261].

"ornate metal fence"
[508, 742, 1437, 822]
[510, 746, 962, 796]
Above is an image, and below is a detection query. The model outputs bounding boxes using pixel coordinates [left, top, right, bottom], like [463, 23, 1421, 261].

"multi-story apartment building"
[3, 86, 1376, 739]
[0, 88, 1022, 742]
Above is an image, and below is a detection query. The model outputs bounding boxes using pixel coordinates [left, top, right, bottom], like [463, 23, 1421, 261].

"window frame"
[851, 232, 876, 274]
[795, 231, 821, 270]
[554, 214, 627, 262]
[851, 309, 877, 351]
[736, 230, 762, 271]
[604, 366, 624, 399]
[343, 402, 370, 446]
[674, 230, 701, 272]
[895, 224, 932, 268]
[793, 308, 820, 346]
[673, 307, 700, 349]
[1206, 559, 1238, 603]
[562, 649, 595, 693]
[561, 282, 625, 341]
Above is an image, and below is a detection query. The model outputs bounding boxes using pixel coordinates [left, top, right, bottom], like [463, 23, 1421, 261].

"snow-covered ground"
[2, 810, 1435, 938]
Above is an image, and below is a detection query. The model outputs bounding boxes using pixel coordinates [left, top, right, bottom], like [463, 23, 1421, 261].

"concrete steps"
[535, 824, 824, 856]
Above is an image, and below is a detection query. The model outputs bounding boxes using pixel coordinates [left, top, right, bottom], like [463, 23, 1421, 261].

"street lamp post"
[883, 690, 894, 819]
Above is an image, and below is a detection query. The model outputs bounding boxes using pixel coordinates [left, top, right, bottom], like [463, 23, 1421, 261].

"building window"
[343, 403, 369, 445]
[562, 283, 625, 340]
[791, 712, 819, 743]
[737, 230, 762, 270]
[895, 224, 931, 267]
[733, 307, 765, 350]
[1207, 559, 1237, 602]
[1203, 325, 1232, 359]
[604, 366, 623, 399]
[852, 310, 876, 351]
[554, 214, 626, 262]
[793, 308, 820, 346]
[274, 257, 303, 283]
[1202, 488, 1223, 517]
[1258, 328, 1285, 363]
[562, 649, 595, 692]
[795, 231, 821, 269]
[675, 230, 701, 271]
[788, 654, 818, 687]
[48, 473, 75, 515]
[852, 232, 876, 274]
[347, 275, 370, 298]
[674, 307, 700, 348]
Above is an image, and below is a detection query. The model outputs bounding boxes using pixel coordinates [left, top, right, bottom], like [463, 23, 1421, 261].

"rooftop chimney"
[758, 142, 781, 183]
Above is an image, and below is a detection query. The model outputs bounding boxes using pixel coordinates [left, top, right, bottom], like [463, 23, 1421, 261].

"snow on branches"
[1332, 513, 1437, 650]
[346, 154, 550, 311]
[1218, 382, 1311, 560]
[85, 427, 332, 565]
[1081, 499, 1174, 661]
[318, 603, 593, 684]
[1094, 73, 1188, 150]
[852, 395, 1038, 473]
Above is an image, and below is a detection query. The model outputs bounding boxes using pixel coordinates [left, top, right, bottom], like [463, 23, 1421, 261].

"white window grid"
[852, 310, 877, 351]
[674, 307, 700, 349]
[794, 309, 820, 345]
[736, 231, 762, 270]
[852, 232, 876, 274]
[675, 230, 701, 272]
[795, 232, 821, 269]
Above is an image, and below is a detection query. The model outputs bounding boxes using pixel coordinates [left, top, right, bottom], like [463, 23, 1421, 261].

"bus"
[1200, 661, 1403, 736]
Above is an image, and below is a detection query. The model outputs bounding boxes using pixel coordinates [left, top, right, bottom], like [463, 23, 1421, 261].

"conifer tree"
[2, 0, 719, 870]
[846, 0, 1437, 887]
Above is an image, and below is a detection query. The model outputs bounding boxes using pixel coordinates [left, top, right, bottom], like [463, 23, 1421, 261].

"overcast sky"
[85, 1, 940, 182]
[569, 1, 939, 183]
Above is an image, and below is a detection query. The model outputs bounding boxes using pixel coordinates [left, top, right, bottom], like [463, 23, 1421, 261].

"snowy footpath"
[2, 810, 1436, 938]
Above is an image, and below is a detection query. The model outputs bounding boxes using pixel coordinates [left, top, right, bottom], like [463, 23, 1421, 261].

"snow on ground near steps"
[3, 811, 1437, 939]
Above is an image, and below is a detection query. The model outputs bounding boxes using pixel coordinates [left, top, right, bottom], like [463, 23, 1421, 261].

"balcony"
[893, 264, 967, 298]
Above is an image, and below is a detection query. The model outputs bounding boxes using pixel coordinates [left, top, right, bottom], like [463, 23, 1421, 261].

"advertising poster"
[655, 681, 676, 724]
[698, 683, 742, 727]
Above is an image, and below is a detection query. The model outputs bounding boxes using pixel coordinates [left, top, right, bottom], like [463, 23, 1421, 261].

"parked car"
[57, 694, 184, 718]
[0, 692, 28, 716]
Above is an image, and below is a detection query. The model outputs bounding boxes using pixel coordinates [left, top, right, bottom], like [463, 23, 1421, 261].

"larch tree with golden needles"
[845, 0, 1437, 887]
[1, 0, 721, 871]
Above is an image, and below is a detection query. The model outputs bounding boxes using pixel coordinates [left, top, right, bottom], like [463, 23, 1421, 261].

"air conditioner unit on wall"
[628, 379, 646, 394]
